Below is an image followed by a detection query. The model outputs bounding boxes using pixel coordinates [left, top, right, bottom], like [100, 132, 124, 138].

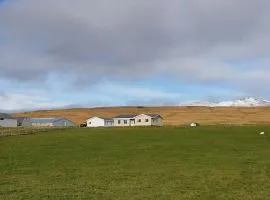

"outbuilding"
[0, 113, 17, 127]
[22, 117, 74, 127]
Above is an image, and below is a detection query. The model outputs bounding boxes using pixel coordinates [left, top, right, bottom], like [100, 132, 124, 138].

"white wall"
[113, 119, 132, 127]
[0, 119, 18, 127]
[134, 114, 152, 126]
[113, 114, 163, 127]
[86, 117, 105, 127]
[152, 117, 163, 126]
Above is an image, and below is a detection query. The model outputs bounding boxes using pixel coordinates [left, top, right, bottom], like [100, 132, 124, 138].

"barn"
[0, 113, 18, 127]
[22, 117, 75, 127]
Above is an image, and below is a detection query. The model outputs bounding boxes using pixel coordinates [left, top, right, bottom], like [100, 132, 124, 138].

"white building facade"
[113, 114, 163, 127]
[86, 117, 114, 127]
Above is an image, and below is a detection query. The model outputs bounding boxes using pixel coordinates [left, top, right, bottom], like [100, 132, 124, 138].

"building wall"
[113, 118, 132, 127]
[113, 115, 163, 127]
[31, 122, 53, 127]
[21, 120, 32, 127]
[134, 114, 152, 126]
[152, 117, 163, 126]
[104, 120, 114, 127]
[0, 119, 18, 127]
[53, 119, 74, 127]
[87, 117, 105, 127]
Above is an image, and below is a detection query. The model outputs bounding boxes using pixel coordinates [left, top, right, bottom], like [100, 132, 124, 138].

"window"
[138, 119, 141, 123]
[124, 120, 127, 124]
[118, 120, 121, 124]
[145, 119, 149, 122]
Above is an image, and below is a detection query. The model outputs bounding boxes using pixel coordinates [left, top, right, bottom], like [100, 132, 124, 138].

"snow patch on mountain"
[181, 97, 270, 107]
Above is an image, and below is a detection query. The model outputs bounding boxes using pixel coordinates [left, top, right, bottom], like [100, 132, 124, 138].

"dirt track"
[13, 106, 270, 125]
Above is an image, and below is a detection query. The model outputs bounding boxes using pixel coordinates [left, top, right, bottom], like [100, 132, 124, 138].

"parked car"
[80, 122, 87, 127]
[190, 122, 200, 127]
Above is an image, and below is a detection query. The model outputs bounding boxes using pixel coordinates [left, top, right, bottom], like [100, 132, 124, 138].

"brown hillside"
[13, 106, 270, 125]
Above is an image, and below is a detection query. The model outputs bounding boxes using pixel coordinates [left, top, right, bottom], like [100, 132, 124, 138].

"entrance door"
[130, 119, 135, 126]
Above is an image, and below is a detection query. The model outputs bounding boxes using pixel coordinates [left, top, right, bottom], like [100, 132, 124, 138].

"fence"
[0, 127, 70, 137]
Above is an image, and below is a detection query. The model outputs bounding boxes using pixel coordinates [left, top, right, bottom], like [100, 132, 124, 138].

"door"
[130, 119, 135, 126]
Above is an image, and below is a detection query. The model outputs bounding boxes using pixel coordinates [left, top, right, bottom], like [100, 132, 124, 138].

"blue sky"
[1, 0, 270, 111]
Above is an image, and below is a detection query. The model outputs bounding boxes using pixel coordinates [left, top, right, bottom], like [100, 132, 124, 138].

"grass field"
[0, 127, 69, 137]
[1, 126, 270, 199]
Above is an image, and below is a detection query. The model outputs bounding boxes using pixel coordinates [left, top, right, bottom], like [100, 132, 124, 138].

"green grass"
[1, 126, 270, 199]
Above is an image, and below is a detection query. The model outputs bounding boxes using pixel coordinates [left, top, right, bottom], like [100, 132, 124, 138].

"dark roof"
[88, 116, 113, 121]
[102, 118, 114, 121]
[13, 117, 28, 123]
[147, 114, 163, 119]
[0, 113, 14, 119]
[114, 114, 163, 119]
[113, 114, 138, 119]
[14, 117, 28, 120]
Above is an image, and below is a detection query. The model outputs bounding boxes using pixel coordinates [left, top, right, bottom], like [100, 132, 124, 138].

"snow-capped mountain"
[181, 97, 270, 107]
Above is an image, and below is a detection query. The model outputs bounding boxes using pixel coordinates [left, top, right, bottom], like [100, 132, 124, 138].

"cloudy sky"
[0, 0, 270, 111]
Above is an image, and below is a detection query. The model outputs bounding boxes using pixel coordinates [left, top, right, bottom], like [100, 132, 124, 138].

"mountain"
[181, 97, 270, 107]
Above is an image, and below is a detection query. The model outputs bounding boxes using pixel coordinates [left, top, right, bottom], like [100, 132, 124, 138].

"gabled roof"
[14, 117, 28, 123]
[14, 117, 27, 120]
[114, 114, 163, 119]
[27, 117, 70, 123]
[0, 113, 14, 119]
[147, 114, 163, 119]
[103, 118, 114, 121]
[113, 114, 138, 119]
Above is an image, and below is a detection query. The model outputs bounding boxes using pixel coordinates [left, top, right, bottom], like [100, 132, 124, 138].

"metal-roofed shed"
[23, 117, 75, 127]
[0, 113, 17, 127]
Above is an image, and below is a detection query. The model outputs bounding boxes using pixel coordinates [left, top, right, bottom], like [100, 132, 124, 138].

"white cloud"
[0, 0, 270, 82]
[0, 0, 270, 99]
[0, 92, 70, 111]
[97, 83, 181, 99]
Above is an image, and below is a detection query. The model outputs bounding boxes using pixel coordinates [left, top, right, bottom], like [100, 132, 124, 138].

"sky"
[0, 0, 270, 111]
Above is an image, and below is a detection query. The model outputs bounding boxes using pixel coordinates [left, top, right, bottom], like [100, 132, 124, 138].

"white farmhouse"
[86, 117, 114, 127]
[113, 114, 137, 127]
[134, 114, 163, 127]
[113, 114, 163, 127]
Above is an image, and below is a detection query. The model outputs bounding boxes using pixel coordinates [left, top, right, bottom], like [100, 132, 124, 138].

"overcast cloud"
[0, 0, 270, 109]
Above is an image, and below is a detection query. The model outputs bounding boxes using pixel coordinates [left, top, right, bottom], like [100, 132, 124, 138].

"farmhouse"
[86, 117, 114, 127]
[113, 114, 138, 127]
[0, 113, 17, 127]
[21, 117, 75, 127]
[114, 114, 163, 127]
